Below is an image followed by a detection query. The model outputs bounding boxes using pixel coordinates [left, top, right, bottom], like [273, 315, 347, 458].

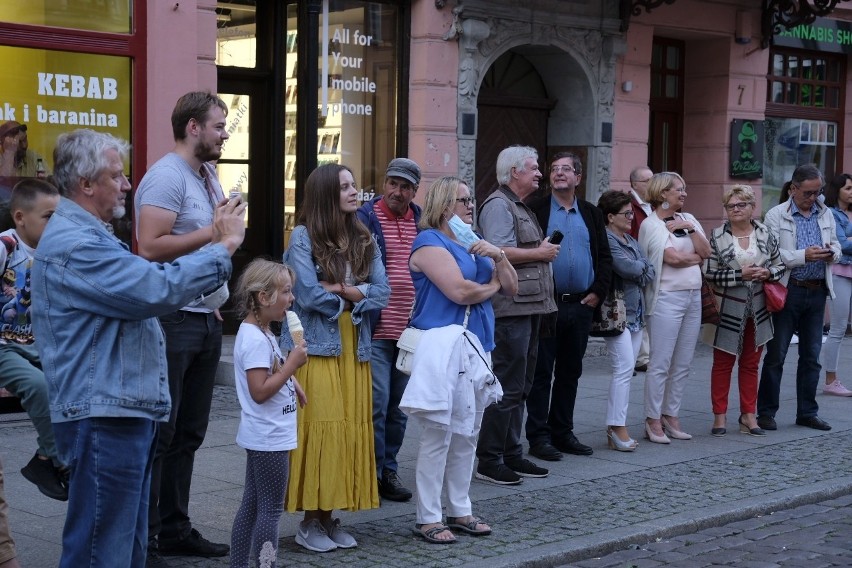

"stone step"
[214, 335, 607, 388]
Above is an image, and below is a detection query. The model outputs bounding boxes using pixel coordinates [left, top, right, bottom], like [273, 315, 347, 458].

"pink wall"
[408, 0, 460, 202]
[145, 0, 219, 166]
[612, 1, 769, 229]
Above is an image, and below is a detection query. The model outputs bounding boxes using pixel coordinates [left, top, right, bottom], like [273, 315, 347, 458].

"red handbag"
[763, 280, 787, 313]
[700, 279, 720, 325]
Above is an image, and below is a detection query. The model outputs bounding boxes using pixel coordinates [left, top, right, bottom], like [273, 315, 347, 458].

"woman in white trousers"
[596, 190, 655, 451]
[639, 172, 711, 444]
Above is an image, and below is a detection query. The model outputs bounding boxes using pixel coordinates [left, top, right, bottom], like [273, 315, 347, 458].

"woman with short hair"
[703, 185, 785, 436]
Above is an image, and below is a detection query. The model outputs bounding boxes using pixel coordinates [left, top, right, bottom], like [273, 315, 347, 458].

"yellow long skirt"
[286, 314, 379, 512]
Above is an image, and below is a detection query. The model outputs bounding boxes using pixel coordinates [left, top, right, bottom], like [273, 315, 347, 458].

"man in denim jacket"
[30, 129, 245, 568]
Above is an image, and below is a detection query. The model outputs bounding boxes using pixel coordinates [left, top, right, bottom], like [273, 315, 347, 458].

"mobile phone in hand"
[549, 230, 564, 245]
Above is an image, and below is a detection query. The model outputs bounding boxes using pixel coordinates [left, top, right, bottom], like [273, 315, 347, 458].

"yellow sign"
[0, 0, 131, 34]
[0, 46, 131, 171]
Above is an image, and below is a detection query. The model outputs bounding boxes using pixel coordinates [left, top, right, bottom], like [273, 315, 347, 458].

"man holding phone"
[525, 152, 612, 461]
[758, 164, 841, 433]
[135, 91, 233, 562]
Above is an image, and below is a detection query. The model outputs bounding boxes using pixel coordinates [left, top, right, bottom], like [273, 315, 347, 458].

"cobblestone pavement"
[561, 494, 852, 568]
[4, 342, 852, 567]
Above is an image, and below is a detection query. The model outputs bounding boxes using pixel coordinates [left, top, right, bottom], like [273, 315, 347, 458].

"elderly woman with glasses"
[596, 190, 655, 451]
[703, 185, 785, 437]
[638, 172, 711, 444]
[404, 176, 517, 544]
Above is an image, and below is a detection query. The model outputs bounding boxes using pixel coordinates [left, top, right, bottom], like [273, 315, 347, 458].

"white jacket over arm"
[399, 325, 502, 436]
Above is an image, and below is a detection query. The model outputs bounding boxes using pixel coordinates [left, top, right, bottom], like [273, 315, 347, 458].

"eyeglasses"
[793, 184, 824, 198]
[614, 210, 635, 219]
[724, 202, 752, 211]
[665, 186, 687, 194]
[456, 197, 475, 206]
[550, 165, 576, 174]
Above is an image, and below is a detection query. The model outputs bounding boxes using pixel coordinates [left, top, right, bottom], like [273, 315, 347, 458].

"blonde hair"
[723, 184, 756, 207]
[233, 258, 294, 321]
[419, 176, 464, 230]
[646, 171, 686, 208]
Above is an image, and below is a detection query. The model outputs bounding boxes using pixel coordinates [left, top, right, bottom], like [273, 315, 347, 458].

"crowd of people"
[0, 102, 850, 567]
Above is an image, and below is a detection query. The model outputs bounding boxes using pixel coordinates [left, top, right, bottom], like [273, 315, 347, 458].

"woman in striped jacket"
[703, 185, 785, 437]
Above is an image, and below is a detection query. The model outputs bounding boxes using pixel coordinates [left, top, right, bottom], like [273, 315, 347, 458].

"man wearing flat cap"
[357, 157, 422, 503]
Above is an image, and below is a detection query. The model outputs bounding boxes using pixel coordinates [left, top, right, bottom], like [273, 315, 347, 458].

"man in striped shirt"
[357, 158, 422, 502]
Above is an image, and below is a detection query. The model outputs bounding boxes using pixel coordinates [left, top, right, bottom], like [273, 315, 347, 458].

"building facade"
[2, 0, 852, 316]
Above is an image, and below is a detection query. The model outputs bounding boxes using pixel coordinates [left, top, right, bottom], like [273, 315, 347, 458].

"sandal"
[446, 516, 492, 536]
[412, 523, 456, 544]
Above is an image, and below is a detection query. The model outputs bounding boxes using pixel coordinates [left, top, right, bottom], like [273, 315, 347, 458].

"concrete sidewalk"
[2, 338, 851, 567]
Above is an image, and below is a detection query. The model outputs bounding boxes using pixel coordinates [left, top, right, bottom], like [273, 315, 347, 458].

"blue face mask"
[448, 214, 480, 250]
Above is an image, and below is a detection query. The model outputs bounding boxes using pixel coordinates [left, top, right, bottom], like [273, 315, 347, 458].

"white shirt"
[234, 323, 298, 451]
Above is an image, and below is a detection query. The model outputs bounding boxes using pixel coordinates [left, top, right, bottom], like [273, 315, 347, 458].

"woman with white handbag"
[403, 176, 516, 544]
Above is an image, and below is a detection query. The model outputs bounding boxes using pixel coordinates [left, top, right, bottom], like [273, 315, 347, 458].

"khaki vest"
[481, 187, 557, 318]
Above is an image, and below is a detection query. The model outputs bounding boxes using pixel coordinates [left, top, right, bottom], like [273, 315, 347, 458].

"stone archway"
[454, 10, 622, 202]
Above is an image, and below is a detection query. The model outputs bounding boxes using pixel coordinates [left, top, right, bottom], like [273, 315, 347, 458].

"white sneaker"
[823, 380, 852, 397]
[295, 519, 337, 552]
[323, 518, 357, 548]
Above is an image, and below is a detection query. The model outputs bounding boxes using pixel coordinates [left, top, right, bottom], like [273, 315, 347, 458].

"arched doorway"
[474, 50, 554, 204]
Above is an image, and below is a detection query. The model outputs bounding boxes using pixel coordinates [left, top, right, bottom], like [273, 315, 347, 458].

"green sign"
[730, 119, 763, 180]
[774, 17, 852, 54]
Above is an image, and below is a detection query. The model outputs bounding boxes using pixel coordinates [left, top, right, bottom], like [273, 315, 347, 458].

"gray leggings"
[230, 449, 290, 568]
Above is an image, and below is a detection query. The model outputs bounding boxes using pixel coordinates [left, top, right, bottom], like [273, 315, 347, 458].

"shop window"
[767, 49, 843, 109]
[216, 1, 257, 68]
[764, 48, 845, 211]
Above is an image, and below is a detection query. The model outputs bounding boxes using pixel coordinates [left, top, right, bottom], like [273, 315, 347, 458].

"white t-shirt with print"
[234, 322, 298, 451]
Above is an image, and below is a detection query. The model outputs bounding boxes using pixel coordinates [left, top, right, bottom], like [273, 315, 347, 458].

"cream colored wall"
[146, 0, 219, 166]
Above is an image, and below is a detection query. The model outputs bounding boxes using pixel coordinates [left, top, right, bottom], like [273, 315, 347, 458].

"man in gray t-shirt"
[134, 92, 234, 562]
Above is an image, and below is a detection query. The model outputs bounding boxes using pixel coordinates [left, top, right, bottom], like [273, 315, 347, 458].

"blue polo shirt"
[548, 195, 594, 294]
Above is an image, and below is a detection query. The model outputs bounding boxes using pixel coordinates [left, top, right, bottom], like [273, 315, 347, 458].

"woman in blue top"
[822, 173, 852, 397]
[408, 176, 517, 544]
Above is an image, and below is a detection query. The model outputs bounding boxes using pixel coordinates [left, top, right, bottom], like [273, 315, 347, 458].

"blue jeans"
[150, 311, 221, 543]
[0, 343, 59, 464]
[370, 339, 409, 477]
[54, 417, 157, 568]
[758, 283, 826, 420]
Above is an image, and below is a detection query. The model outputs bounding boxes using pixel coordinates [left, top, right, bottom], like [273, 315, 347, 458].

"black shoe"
[504, 458, 549, 478]
[20, 453, 68, 501]
[795, 415, 832, 431]
[378, 469, 412, 502]
[474, 463, 522, 485]
[552, 434, 594, 456]
[528, 442, 562, 461]
[158, 529, 229, 558]
[146, 539, 168, 567]
[756, 415, 777, 431]
[634, 363, 648, 372]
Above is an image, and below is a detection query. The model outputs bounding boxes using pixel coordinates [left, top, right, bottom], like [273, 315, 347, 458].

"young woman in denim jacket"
[822, 173, 852, 397]
[281, 164, 390, 552]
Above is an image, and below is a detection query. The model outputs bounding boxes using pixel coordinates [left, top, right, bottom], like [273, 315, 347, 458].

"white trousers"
[824, 274, 852, 373]
[413, 412, 482, 524]
[605, 328, 643, 426]
[636, 327, 650, 366]
[645, 289, 702, 419]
